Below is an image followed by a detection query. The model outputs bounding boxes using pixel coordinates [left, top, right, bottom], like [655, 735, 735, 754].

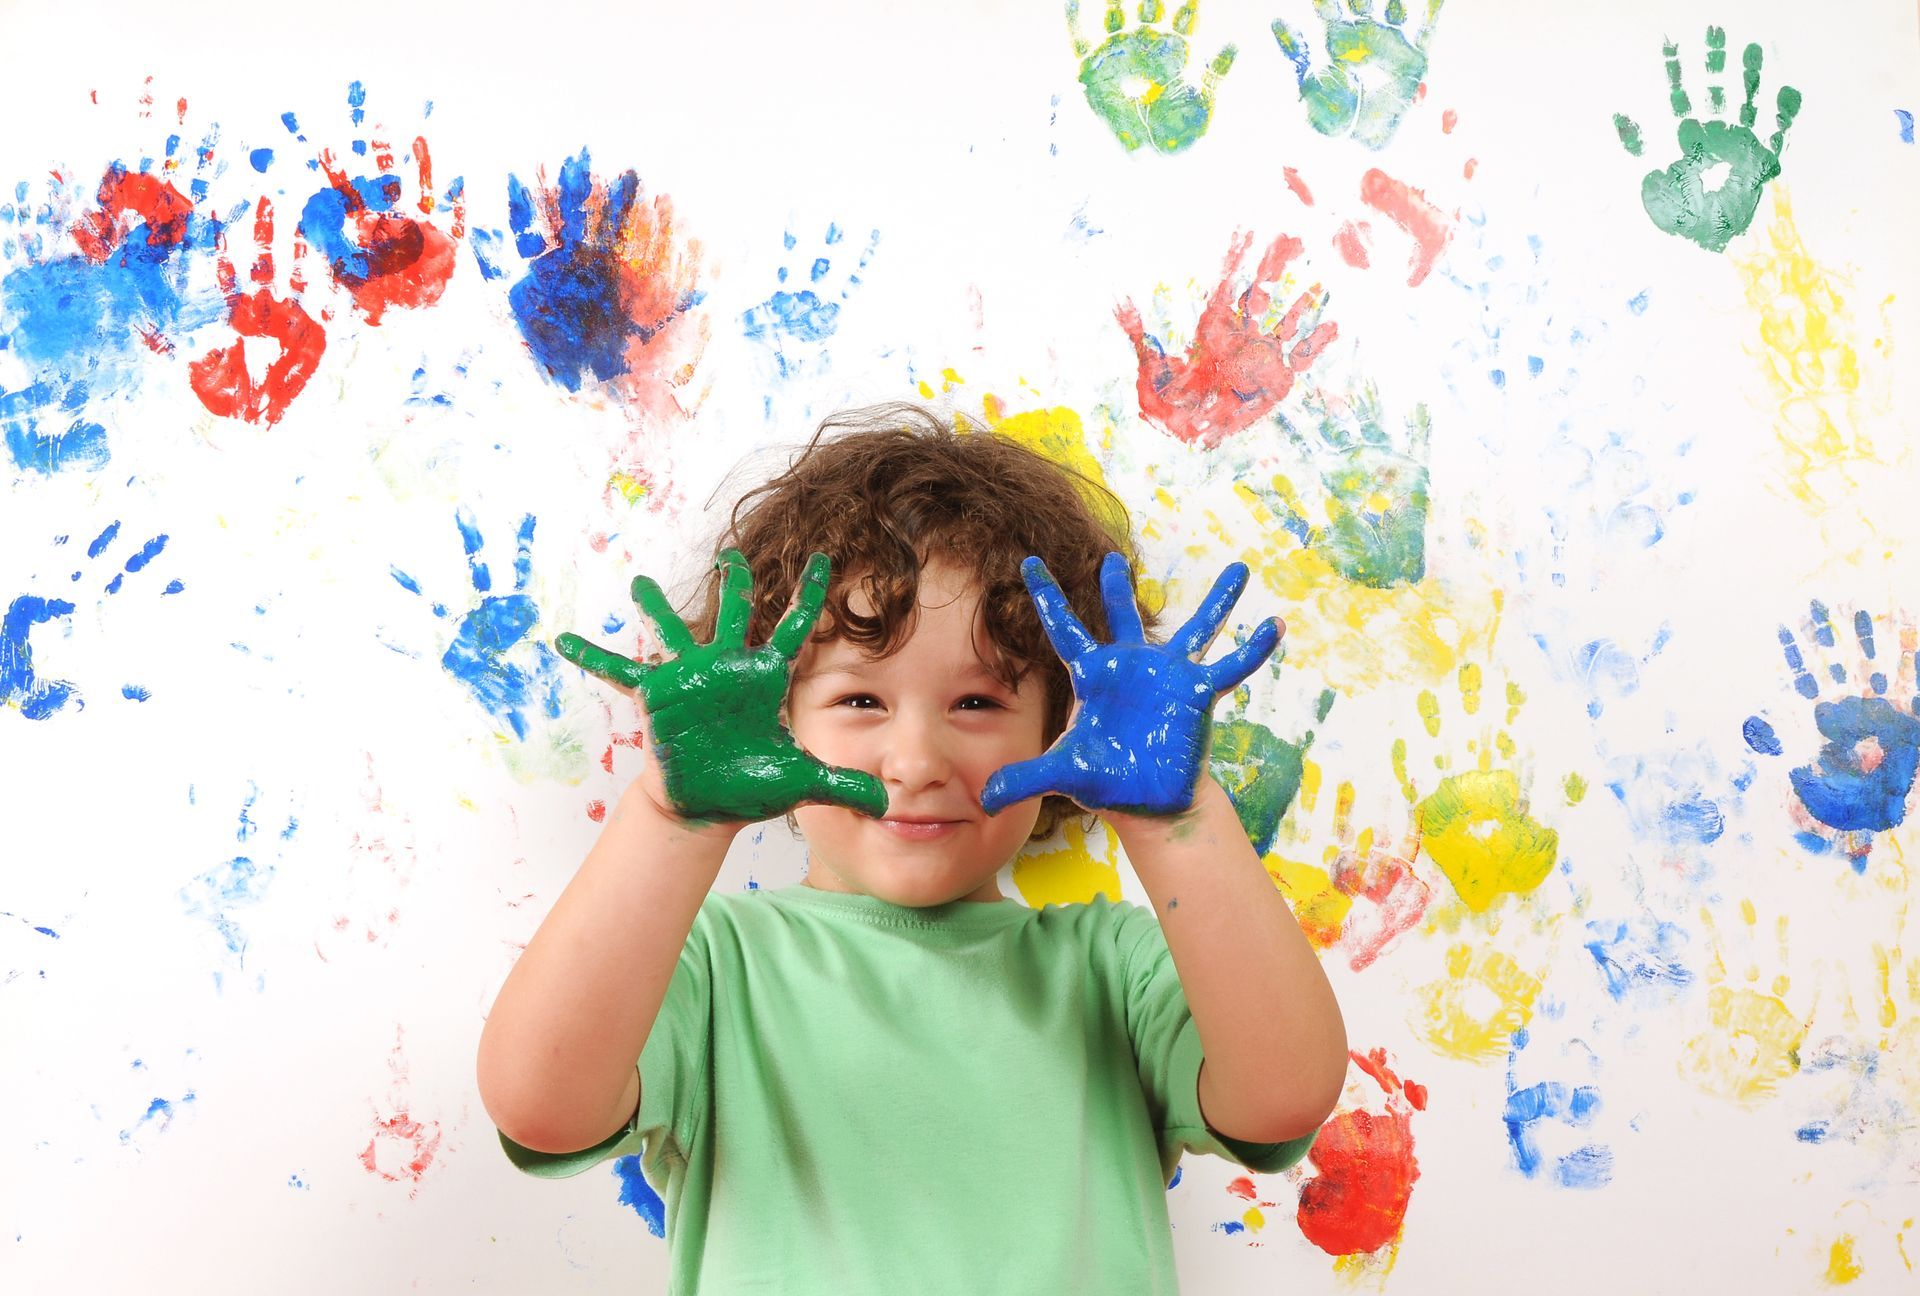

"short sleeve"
[1115, 902, 1318, 1180]
[497, 902, 714, 1186]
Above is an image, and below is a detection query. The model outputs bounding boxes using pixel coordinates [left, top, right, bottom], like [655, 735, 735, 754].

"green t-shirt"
[501, 884, 1316, 1294]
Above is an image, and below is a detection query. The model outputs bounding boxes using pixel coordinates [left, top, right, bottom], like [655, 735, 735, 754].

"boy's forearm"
[477, 781, 734, 1154]
[1110, 777, 1348, 1143]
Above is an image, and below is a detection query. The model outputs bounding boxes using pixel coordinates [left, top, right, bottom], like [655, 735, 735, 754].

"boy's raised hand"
[555, 549, 888, 825]
[981, 552, 1282, 818]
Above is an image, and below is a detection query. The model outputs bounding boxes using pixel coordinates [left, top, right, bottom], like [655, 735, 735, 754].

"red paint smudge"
[1440, 108, 1457, 134]
[1358, 168, 1452, 288]
[175, 97, 187, 125]
[188, 196, 327, 426]
[1331, 850, 1431, 972]
[413, 136, 434, 214]
[1116, 230, 1337, 450]
[1463, 158, 1478, 180]
[1413, 82, 1427, 103]
[1295, 1048, 1423, 1256]
[359, 1110, 442, 1186]
[1226, 1175, 1258, 1200]
[1332, 221, 1371, 270]
[71, 168, 196, 260]
[1282, 166, 1314, 206]
[587, 799, 608, 823]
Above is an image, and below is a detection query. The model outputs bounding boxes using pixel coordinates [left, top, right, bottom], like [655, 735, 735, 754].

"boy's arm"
[476, 781, 735, 1155]
[1108, 775, 1348, 1144]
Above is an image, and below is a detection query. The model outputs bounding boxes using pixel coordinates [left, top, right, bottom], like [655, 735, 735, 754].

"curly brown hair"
[687, 401, 1156, 840]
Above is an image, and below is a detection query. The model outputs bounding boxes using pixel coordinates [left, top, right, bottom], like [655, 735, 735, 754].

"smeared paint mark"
[1117, 229, 1336, 449]
[1282, 167, 1314, 205]
[1011, 817, 1121, 907]
[1211, 715, 1317, 854]
[1585, 918, 1694, 1002]
[1358, 168, 1451, 287]
[1417, 943, 1543, 1062]
[1503, 1028, 1612, 1189]
[1680, 904, 1805, 1104]
[1898, 109, 1915, 143]
[613, 1155, 666, 1237]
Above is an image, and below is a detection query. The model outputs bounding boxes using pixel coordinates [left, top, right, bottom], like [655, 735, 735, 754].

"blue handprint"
[741, 223, 879, 379]
[487, 149, 706, 396]
[1742, 602, 1920, 870]
[2, 520, 180, 719]
[980, 553, 1281, 817]
[390, 508, 564, 740]
[178, 782, 295, 991]
[1503, 1027, 1611, 1189]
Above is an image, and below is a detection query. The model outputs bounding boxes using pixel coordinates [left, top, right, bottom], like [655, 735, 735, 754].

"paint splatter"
[1898, 109, 1914, 144]
[499, 149, 708, 425]
[389, 508, 566, 744]
[187, 196, 328, 426]
[1266, 768, 1432, 971]
[1742, 604, 1920, 870]
[1210, 711, 1322, 854]
[1295, 1047, 1426, 1259]
[1116, 230, 1336, 449]
[741, 223, 878, 380]
[1503, 1027, 1612, 1188]
[1, 521, 181, 719]
[295, 82, 463, 325]
[1067, 0, 1235, 154]
[1271, 0, 1442, 151]
[613, 1155, 666, 1237]
[1584, 917, 1695, 1004]
[1613, 29, 1802, 252]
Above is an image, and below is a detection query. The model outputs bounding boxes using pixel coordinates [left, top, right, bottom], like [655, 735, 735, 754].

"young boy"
[476, 403, 1347, 1294]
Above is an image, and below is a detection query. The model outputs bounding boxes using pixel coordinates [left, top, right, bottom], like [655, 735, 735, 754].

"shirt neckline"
[768, 883, 1034, 931]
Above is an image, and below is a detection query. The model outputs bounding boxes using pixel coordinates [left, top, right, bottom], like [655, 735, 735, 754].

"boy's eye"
[835, 694, 881, 710]
[956, 695, 1002, 711]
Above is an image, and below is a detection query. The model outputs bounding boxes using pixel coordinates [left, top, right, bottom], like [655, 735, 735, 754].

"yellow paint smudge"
[1241, 1205, 1266, 1231]
[1416, 943, 1542, 1062]
[1825, 1234, 1865, 1285]
[1416, 769, 1559, 912]
[1679, 985, 1805, 1103]
[1012, 818, 1121, 908]
[1564, 772, 1588, 805]
[1733, 186, 1881, 510]
[1265, 854, 1354, 948]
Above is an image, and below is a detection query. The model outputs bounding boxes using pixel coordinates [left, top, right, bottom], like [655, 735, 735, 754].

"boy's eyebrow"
[801, 659, 1006, 684]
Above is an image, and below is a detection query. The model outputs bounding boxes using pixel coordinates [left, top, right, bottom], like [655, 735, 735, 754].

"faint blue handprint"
[390, 508, 564, 741]
[741, 223, 879, 379]
[1272, 0, 1444, 151]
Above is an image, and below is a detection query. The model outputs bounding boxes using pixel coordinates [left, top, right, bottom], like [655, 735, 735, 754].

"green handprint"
[1613, 27, 1802, 253]
[1270, 386, 1431, 589]
[1272, 0, 1444, 152]
[555, 550, 888, 825]
[1069, 0, 1236, 154]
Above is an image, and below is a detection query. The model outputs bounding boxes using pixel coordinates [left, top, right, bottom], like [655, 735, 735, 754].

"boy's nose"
[878, 713, 953, 792]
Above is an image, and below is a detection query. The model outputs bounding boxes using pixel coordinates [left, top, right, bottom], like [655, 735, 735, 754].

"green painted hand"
[1613, 27, 1802, 253]
[1069, 0, 1236, 154]
[1271, 0, 1443, 152]
[555, 550, 888, 825]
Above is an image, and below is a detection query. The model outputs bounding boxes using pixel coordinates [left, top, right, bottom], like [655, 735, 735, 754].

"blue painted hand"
[981, 552, 1283, 817]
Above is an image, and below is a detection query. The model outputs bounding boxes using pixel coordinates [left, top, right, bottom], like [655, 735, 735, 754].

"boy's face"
[787, 559, 1049, 905]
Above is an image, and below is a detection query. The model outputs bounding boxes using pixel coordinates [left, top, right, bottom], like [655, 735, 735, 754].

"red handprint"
[1295, 1047, 1426, 1257]
[303, 125, 463, 325]
[188, 197, 327, 427]
[1117, 230, 1337, 449]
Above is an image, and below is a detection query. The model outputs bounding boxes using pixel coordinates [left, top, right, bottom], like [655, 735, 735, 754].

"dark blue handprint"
[2, 520, 181, 719]
[980, 553, 1281, 817]
[391, 508, 564, 741]
[1743, 602, 1920, 871]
